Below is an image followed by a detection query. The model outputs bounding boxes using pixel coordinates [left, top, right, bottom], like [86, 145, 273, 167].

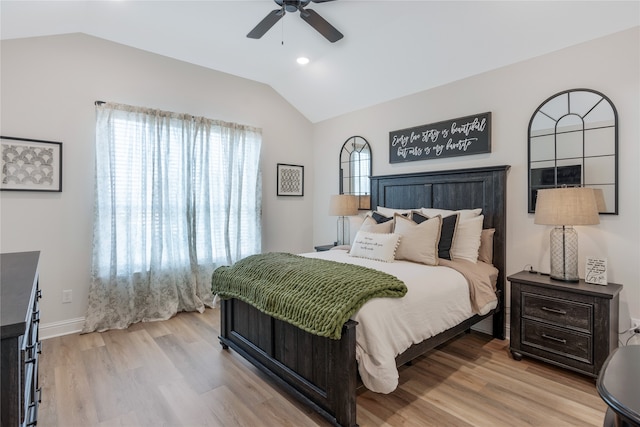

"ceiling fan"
[247, 0, 343, 43]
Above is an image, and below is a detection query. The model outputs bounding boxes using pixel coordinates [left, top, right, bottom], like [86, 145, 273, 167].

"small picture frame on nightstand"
[585, 256, 607, 285]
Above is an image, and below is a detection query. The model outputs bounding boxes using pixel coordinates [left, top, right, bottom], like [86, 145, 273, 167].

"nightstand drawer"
[522, 319, 592, 364]
[509, 271, 622, 378]
[522, 292, 592, 333]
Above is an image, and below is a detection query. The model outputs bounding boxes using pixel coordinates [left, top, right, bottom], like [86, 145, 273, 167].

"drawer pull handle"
[541, 306, 566, 315]
[541, 333, 567, 344]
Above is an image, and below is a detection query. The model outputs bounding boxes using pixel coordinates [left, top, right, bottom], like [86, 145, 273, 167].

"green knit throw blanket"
[211, 252, 407, 339]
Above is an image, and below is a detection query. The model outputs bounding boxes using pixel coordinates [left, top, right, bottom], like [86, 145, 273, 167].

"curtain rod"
[95, 100, 106, 106]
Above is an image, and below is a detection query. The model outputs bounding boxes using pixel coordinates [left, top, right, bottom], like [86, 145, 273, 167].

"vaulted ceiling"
[1, 1, 638, 123]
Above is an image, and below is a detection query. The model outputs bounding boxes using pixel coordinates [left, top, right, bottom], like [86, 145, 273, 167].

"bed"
[216, 165, 509, 426]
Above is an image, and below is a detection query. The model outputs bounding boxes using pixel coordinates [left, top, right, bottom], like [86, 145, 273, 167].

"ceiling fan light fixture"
[297, 56, 310, 65]
[248, 0, 343, 43]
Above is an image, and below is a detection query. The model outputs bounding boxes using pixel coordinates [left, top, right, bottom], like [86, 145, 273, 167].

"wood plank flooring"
[38, 307, 607, 426]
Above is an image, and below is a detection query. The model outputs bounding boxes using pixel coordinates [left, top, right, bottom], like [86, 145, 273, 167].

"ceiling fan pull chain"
[281, 5, 285, 45]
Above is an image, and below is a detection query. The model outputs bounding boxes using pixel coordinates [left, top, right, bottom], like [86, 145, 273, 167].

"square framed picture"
[277, 163, 304, 196]
[1, 136, 62, 192]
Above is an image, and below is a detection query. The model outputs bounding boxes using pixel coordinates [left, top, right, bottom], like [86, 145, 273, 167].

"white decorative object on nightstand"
[585, 257, 607, 285]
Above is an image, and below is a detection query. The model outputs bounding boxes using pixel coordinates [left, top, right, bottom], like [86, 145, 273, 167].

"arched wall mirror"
[528, 89, 618, 214]
[339, 136, 372, 210]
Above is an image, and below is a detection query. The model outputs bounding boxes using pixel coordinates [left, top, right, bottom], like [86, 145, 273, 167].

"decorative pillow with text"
[349, 231, 400, 262]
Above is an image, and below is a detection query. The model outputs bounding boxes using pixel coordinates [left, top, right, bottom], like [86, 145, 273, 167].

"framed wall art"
[277, 163, 304, 196]
[1, 136, 63, 192]
[389, 112, 491, 163]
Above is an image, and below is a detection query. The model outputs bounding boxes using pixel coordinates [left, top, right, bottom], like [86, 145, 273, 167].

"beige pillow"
[421, 207, 482, 220]
[451, 215, 484, 263]
[478, 228, 495, 264]
[359, 215, 394, 233]
[393, 214, 442, 266]
[349, 231, 400, 262]
[376, 206, 413, 217]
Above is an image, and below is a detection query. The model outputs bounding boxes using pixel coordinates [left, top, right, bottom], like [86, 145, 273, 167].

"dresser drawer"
[522, 319, 592, 364]
[522, 292, 592, 333]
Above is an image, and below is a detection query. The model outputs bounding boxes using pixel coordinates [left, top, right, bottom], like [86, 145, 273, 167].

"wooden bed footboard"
[219, 297, 502, 427]
[219, 298, 358, 427]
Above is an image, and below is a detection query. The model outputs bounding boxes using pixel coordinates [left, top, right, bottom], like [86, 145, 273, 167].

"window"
[84, 102, 262, 332]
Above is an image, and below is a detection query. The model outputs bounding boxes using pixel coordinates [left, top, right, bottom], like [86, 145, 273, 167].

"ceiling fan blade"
[247, 9, 285, 39]
[311, 0, 338, 3]
[299, 8, 343, 43]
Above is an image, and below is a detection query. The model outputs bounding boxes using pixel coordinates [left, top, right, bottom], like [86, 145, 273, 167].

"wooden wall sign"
[389, 112, 491, 163]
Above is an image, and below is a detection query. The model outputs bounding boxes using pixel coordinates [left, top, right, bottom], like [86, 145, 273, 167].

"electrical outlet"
[62, 289, 72, 304]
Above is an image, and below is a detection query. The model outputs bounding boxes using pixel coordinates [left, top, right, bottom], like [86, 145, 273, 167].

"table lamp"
[593, 188, 607, 213]
[329, 194, 358, 245]
[534, 187, 600, 282]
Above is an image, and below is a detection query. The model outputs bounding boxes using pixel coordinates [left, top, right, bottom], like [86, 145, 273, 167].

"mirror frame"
[528, 88, 618, 214]
[339, 136, 372, 210]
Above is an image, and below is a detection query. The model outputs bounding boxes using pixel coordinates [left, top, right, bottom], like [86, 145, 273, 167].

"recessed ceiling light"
[297, 57, 310, 65]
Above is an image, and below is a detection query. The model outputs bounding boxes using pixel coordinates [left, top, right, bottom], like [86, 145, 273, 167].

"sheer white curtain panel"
[83, 103, 262, 333]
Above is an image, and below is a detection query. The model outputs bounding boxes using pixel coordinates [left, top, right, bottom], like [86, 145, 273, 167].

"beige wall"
[0, 34, 315, 337]
[312, 27, 640, 330]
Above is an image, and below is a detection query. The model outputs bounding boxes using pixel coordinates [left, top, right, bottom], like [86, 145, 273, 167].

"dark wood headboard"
[371, 165, 510, 338]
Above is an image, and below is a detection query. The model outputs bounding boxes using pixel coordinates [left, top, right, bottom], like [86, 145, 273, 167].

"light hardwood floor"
[39, 308, 607, 426]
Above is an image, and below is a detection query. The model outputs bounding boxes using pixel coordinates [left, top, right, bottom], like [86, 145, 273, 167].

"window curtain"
[83, 102, 262, 333]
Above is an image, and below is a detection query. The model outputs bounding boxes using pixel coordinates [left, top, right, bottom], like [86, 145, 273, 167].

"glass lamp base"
[549, 226, 579, 282]
[336, 216, 350, 246]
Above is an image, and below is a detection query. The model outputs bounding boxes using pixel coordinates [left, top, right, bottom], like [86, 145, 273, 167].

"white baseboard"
[40, 317, 85, 340]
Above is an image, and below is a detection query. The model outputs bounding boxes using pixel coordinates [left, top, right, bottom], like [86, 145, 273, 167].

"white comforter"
[303, 249, 494, 394]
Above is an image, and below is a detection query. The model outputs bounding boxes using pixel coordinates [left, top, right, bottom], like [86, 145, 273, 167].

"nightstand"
[314, 244, 336, 252]
[508, 270, 622, 378]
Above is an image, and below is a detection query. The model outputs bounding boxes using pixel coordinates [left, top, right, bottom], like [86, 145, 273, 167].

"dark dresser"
[1, 251, 42, 426]
[508, 270, 622, 378]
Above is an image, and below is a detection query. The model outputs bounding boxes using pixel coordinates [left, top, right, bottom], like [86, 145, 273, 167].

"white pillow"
[393, 214, 442, 266]
[376, 206, 413, 217]
[349, 231, 400, 262]
[359, 215, 394, 233]
[421, 207, 482, 220]
[450, 215, 484, 263]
